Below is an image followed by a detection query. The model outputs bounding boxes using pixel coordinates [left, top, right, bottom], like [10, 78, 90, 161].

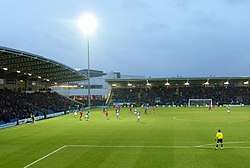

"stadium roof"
[106, 76, 250, 87]
[0, 46, 86, 83]
[79, 69, 106, 78]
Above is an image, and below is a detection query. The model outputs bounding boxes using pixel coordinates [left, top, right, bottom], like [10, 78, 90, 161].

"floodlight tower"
[78, 12, 98, 110]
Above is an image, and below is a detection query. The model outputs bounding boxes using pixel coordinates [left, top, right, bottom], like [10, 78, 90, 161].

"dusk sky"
[1, 0, 250, 77]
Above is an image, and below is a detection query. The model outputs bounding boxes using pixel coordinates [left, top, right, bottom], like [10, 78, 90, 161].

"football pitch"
[1, 107, 250, 168]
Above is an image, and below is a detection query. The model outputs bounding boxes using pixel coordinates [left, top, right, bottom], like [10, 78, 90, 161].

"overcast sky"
[1, 0, 250, 77]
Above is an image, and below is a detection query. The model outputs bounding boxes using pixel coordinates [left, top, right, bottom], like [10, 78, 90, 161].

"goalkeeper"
[215, 129, 224, 150]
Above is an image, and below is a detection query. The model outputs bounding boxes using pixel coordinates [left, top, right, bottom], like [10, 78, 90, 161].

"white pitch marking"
[23, 142, 250, 167]
[23, 145, 66, 168]
[196, 141, 250, 148]
[66, 142, 250, 150]
[65, 144, 197, 149]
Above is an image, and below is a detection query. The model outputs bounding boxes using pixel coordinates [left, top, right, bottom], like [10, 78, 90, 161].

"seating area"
[0, 89, 81, 124]
[70, 95, 106, 107]
[111, 86, 250, 106]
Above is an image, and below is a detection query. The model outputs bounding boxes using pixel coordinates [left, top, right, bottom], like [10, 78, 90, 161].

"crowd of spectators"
[70, 95, 106, 106]
[111, 86, 250, 106]
[0, 89, 81, 124]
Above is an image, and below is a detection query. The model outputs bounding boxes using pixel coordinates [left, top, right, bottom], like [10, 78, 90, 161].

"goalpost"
[188, 99, 212, 107]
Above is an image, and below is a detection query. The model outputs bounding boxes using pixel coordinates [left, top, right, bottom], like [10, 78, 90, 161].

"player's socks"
[215, 143, 219, 150]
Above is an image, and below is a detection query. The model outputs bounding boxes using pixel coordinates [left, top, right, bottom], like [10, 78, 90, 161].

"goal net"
[188, 99, 212, 107]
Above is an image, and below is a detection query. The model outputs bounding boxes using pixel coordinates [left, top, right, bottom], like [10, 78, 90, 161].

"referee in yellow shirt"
[215, 129, 224, 150]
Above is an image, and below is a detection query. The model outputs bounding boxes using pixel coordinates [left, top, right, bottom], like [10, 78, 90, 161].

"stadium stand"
[0, 89, 81, 124]
[107, 77, 250, 106]
[0, 46, 86, 125]
[70, 95, 106, 107]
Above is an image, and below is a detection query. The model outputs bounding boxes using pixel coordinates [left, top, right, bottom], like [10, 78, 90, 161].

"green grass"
[1, 107, 250, 168]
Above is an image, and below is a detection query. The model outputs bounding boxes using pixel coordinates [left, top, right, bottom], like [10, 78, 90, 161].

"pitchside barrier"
[223, 104, 245, 107]
[0, 111, 71, 129]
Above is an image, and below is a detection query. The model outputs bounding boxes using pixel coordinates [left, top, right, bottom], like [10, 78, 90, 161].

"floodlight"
[112, 83, 117, 87]
[184, 81, 190, 86]
[3, 67, 8, 71]
[78, 13, 98, 35]
[128, 83, 133, 87]
[165, 81, 170, 86]
[16, 70, 21, 73]
[204, 81, 209, 85]
[243, 81, 249, 85]
[146, 80, 152, 86]
[77, 12, 98, 110]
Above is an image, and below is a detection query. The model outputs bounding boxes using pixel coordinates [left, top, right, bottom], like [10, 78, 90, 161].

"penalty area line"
[196, 141, 250, 148]
[23, 145, 66, 168]
[23, 143, 250, 167]
[66, 144, 250, 149]
[66, 144, 203, 149]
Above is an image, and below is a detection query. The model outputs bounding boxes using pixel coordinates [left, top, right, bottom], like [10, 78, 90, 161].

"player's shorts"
[217, 139, 223, 143]
[137, 116, 141, 119]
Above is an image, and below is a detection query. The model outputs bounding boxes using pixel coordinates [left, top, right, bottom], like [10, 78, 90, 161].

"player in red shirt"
[79, 111, 84, 121]
[103, 108, 109, 120]
[105, 110, 109, 120]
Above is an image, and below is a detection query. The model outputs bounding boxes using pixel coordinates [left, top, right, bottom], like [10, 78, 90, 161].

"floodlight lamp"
[128, 83, 133, 87]
[184, 81, 190, 86]
[243, 81, 249, 85]
[204, 81, 209, 85]
[165, 81, 170, 86]
[112, 83, 117, 87]
[146, 80, 151, 86]
[78, 13, 98, 35]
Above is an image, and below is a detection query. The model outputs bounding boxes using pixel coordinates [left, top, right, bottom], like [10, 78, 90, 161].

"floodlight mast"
[87, 38, 90, 110]
[78, 13, 98, 110]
